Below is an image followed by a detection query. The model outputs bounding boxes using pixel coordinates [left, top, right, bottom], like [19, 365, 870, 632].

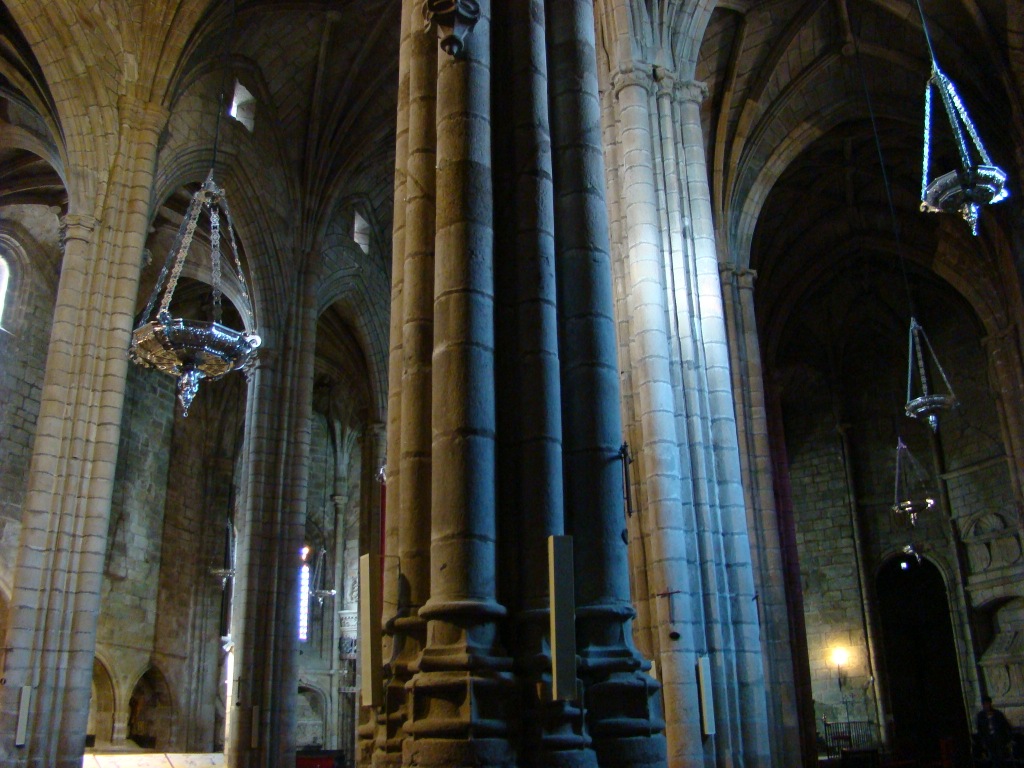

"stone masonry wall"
[0, 206, 61, 594]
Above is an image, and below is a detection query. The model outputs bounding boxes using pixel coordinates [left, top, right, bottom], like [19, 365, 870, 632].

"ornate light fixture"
[891, 436, 934, 528]
[309, 547, 336, 606]
[129, 0, 259, 416]
[130, 171, 260, 415]
[904, 317, 956, 431]
[916, 1, 1008, 235]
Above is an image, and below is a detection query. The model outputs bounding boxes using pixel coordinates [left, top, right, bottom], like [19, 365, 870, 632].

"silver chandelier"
[920, 65, 1008, 235]
[130, 170, 260, 416]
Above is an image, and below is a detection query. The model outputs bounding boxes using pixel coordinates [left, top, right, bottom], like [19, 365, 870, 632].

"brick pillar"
[0, 99, 166, 768]
[981, 325, 1024, 511]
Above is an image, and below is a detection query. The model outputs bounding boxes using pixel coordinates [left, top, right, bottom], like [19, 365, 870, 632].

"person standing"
[976, 696, 1013, 768]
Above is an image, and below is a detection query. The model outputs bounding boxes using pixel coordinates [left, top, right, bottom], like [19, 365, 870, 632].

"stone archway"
[127, 666, 175, 750]
[86, 658, 116, 748]
[876, 554, 970, 763]
[296, 685, 327, 750]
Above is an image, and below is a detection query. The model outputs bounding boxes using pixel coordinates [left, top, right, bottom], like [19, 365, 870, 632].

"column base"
[591, 734, 669, 768]
[402, 736, 516, 768]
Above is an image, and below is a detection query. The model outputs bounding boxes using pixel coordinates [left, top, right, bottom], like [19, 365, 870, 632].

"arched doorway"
[87, 658, 116, 748]
[877, 554, 970, 762]
[128, 666, 175, 750]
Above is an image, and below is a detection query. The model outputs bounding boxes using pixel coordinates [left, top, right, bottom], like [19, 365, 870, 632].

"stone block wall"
[779, 282, 1015, 748]
[0, 206, 61, 593]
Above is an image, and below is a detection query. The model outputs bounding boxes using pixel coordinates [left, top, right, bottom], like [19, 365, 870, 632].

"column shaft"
[0, 100, 165, 768]
[502, 1, 593, 762]
[404, 4, 515, 765]
[226, 260, 319, 768]
[611, 66, 703, 765]
[547, 2, 665, 765]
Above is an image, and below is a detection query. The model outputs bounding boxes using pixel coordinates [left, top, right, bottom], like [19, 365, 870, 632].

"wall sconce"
[831, 647, 850, 690]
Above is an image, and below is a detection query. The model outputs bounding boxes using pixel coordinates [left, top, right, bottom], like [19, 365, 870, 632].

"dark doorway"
[876, 555, 970, 763]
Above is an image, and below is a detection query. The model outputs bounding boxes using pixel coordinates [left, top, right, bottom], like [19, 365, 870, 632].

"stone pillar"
[721, 264, 807, 764]
[358, 422, 387, 766]
[402, 3, 515, 767]
[364, 1, 412, 761]
[609, 63, 702, 766]
[502, 1, 593, 764]
[674, 79, 769, 765]
[375, 2, 439, 763]
[0, 99, 166, 768]
[547, 4, 666, 766]
[226, 260, 319, 768]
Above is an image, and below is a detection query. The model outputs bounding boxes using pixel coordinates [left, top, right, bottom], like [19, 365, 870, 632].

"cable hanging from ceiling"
[853, 29, 958, 435]
[914, 0, 1008, 235]
[851, 24, 955, 548]
[129, 0, 261, 416]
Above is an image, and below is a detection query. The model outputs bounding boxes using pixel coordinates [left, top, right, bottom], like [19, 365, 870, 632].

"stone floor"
[83, 755, 225, 767]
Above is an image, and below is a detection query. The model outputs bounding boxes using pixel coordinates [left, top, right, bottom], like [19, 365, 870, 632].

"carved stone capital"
[653, 66, 677, 98]
[611, 64, 654, 98]
[423, 0, 481, 58]
[719, 263, 758, 289]
[677, 79, 709, 105]
[59, 213, 98, 254]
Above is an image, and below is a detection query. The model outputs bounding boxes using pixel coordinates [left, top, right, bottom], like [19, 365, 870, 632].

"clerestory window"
[353, 211, 370, 254]
[0, 255, 9, 329]
[229, 80, 256, 132]
[298, 545, 311, 642]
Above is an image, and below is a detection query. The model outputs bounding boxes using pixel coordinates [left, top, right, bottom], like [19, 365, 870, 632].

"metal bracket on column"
[618, 442, 635, 517]
[422, 0, 481, 57]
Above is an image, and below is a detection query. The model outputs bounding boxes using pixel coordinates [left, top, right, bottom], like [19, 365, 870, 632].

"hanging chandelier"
[904, 316, 956, 431]
[130, 170, 261, 416]
[920, 66, 1008, 235]
[913, 0, 1008, 236]
[891, 436, 934, 527]
[130, 0, 258, 416]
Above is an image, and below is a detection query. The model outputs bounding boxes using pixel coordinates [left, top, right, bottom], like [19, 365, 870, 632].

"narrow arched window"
[0, 255, 9, 328]
[353, 211, 370, 254]
[298, 546, 311, 641]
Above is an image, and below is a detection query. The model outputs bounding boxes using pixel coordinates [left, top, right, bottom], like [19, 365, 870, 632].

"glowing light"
[0, 256, 8, 326]
[298, 563, 310, 641]
[831, 647, 849, 668]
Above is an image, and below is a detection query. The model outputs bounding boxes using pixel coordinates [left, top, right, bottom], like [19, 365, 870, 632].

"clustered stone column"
[0, 99, 167, 768]
[226, 260, 321, 768]
[720, 265, 811, 764]
[370, 1, 668, 767]
[597, 57, 776, 764]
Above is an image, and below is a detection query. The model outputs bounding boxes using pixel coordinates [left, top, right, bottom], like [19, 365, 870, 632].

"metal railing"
[822, 720, 880, 758]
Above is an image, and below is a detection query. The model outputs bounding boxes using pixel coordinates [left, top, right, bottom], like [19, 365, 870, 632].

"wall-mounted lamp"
[831, 647, 850, 690]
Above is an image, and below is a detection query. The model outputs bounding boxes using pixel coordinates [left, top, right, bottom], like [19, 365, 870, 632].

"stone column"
[547, 4, 665, 766]
[0, 99, 166, 768]
[358, 420, 388, 766]
[226, 259, 319, 768]
[721, 264, 806, 764]
[365, 1, 411, 761]
[676, 79, 769, 765]
[403, 3, 514, 766]
[503, 1, 593, 763]
[376, 2, 439, 763]
[609, 63, 702, 766]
